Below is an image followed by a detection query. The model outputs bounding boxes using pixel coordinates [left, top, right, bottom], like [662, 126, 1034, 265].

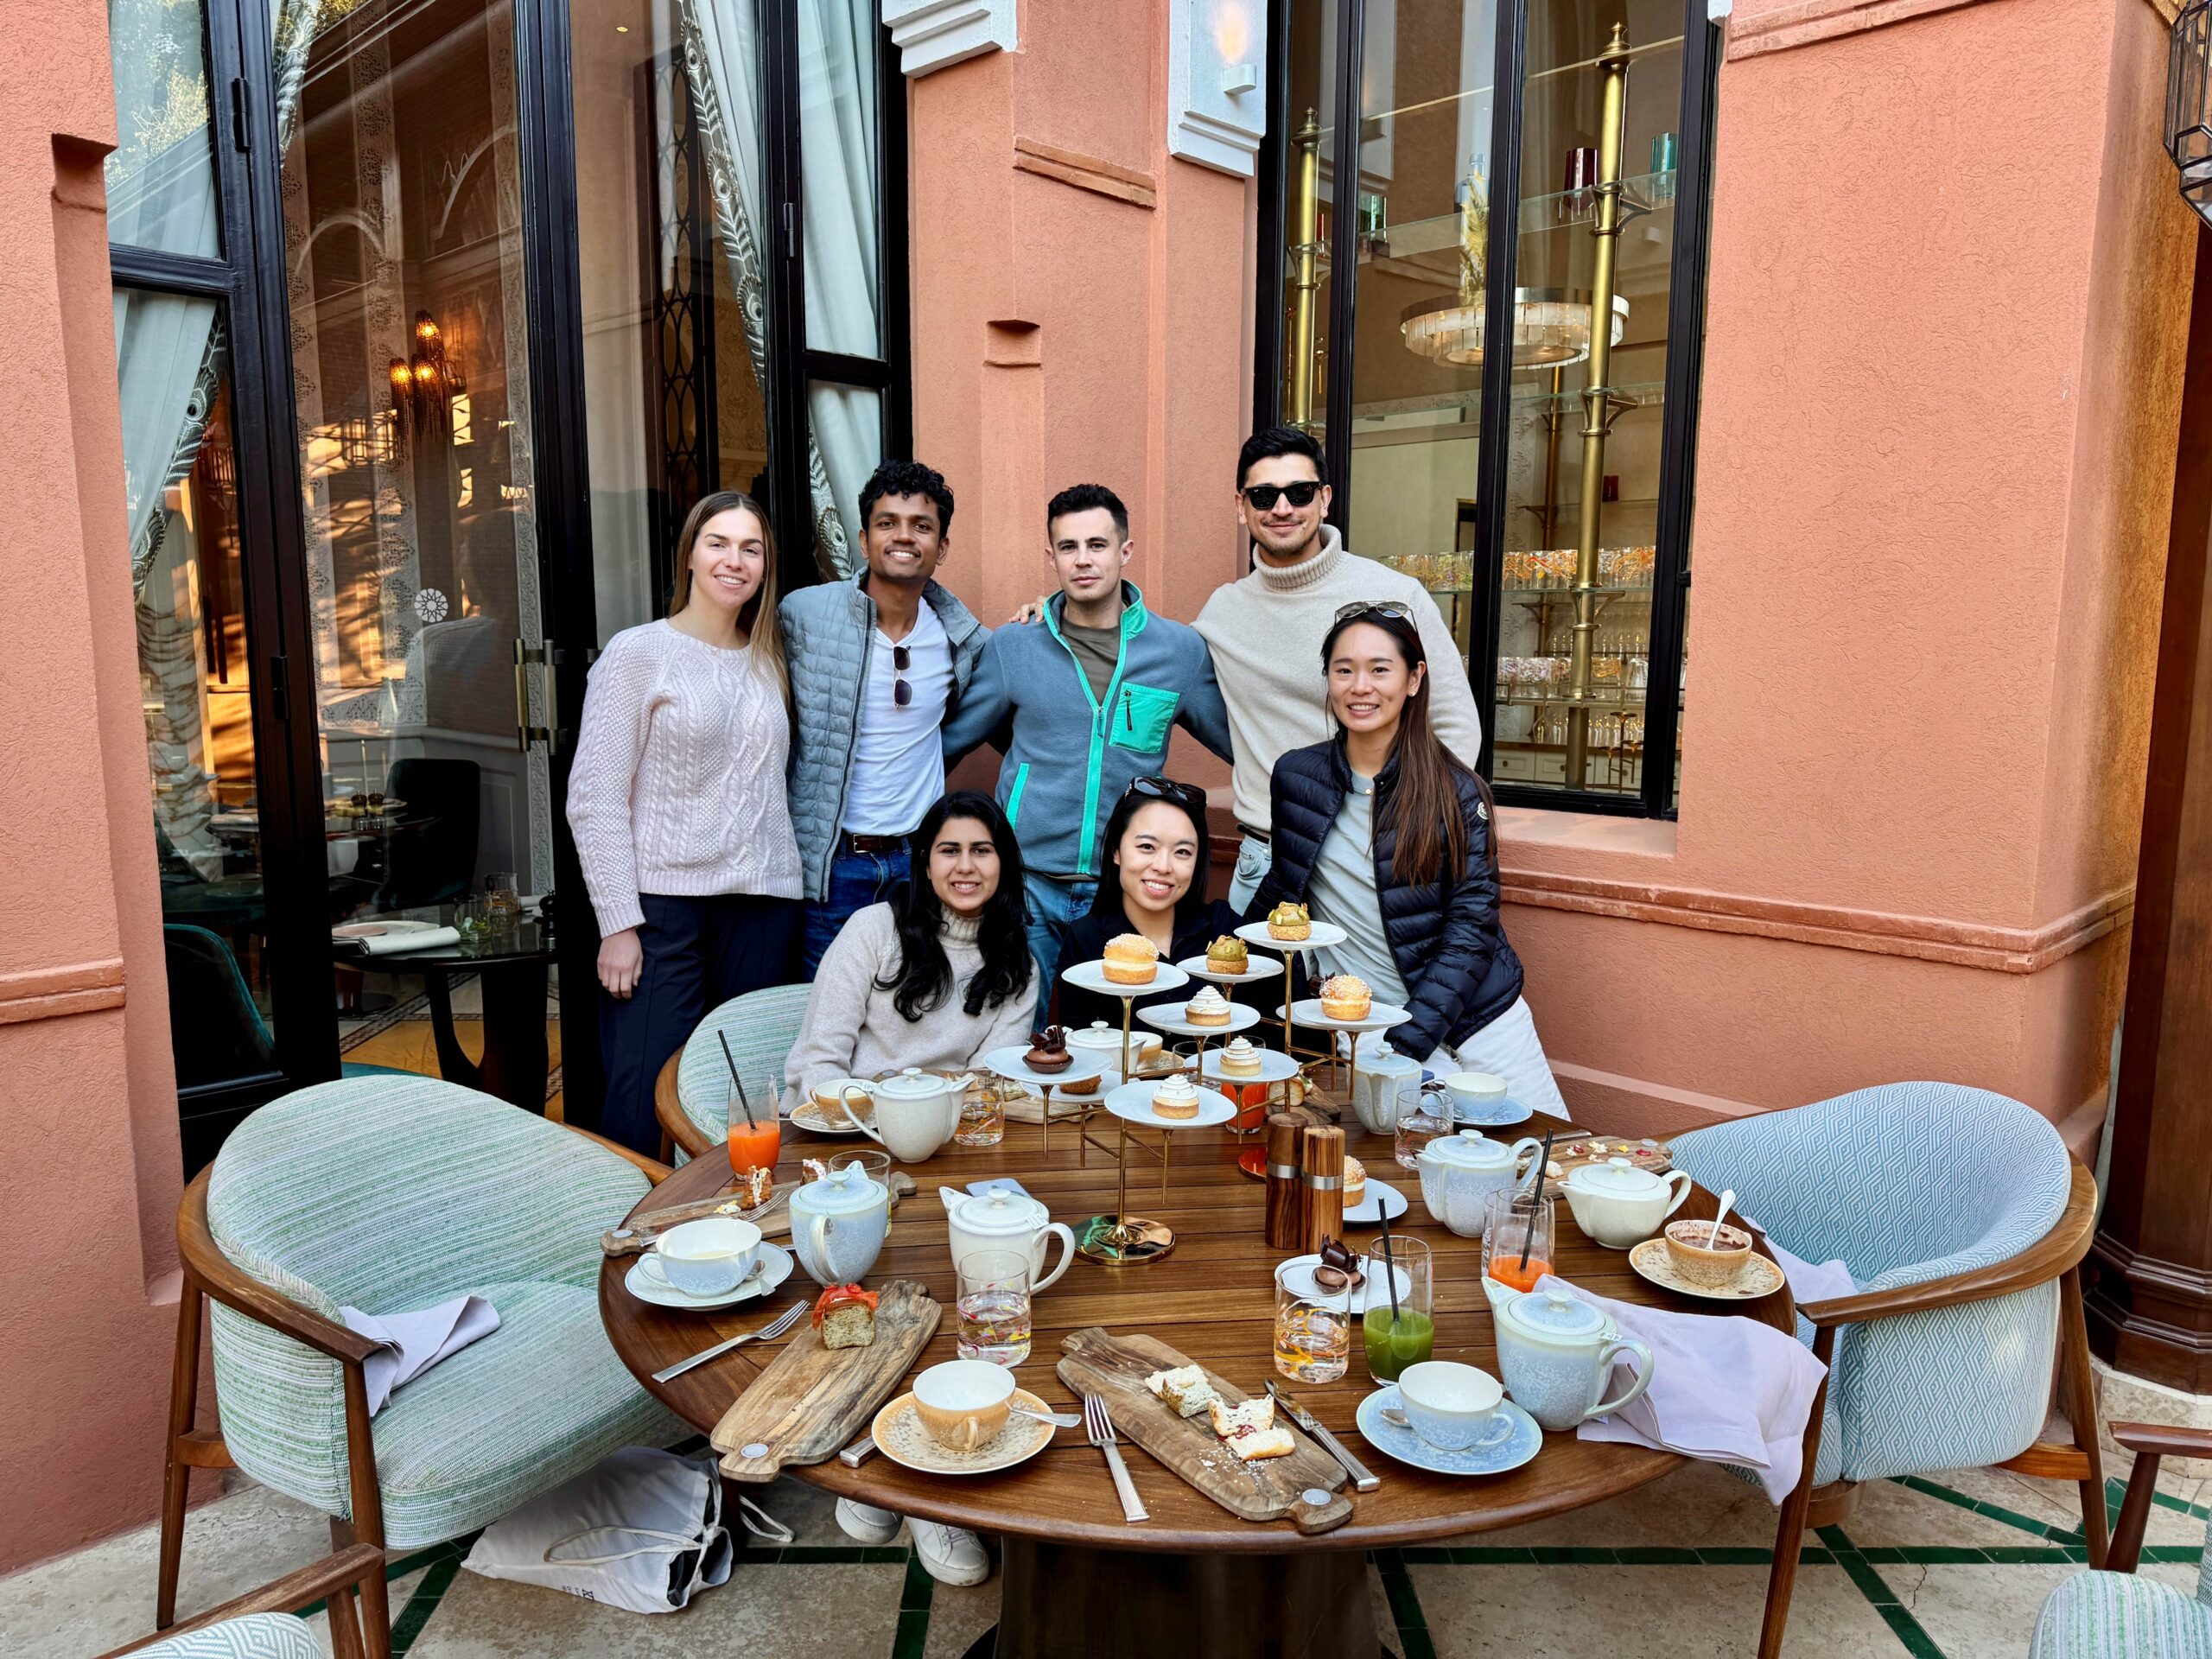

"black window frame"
[1251, 0, 1718, 820]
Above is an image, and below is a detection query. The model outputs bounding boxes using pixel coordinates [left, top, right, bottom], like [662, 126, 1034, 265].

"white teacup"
[912, 1359, 1016, 1454]
[1396, 1360, 1510, 1452]
[1443, 1071, 1514, 1124]
[645, 1216, 761, 1297]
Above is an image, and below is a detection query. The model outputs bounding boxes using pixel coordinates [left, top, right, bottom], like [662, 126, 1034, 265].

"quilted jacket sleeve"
[1391, 775, 1502, 1058]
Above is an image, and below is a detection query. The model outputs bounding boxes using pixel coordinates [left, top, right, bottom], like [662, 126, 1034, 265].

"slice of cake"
[812, 1284, 879, 1349]
[1144, 1364, 1218, 1419]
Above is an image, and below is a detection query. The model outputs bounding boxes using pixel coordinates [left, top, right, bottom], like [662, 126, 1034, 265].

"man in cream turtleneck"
[1195, 426, 1484, 907]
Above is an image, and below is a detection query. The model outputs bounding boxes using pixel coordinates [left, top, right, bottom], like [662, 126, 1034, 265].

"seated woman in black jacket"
[1055, 778, 1247, 1035]
[1249, 601, 1565, 1114]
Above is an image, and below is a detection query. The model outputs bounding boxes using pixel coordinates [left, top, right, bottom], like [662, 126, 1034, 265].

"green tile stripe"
[388, 1554, 465, 1658]
[1371, 1548, 1435, 1659]
[1396, 1544, 1839, 1566]
[1891, 1475, 2085, 1544]
[1819, 1526, 1945, 1659]
[889, 1549, 934, 1659]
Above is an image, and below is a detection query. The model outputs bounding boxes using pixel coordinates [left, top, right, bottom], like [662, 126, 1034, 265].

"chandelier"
[1401, 287, 1629, 369]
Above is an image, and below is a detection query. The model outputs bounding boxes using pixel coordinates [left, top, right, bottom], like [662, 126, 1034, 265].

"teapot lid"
[949, 1187, 1043, 1231]
[1423, 1130, 1507, 1168]
[1499, 1283, 1607, 1341]
[795, 1160, 886, 1214]
[1569, 1155, 1667, 1198]
[1366, 1042, 1420, 1074]
[874, 1065, 946, 1099]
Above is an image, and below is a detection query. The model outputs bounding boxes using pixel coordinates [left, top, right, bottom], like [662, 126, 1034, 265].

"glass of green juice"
[1363, 1237, 1435, 1383]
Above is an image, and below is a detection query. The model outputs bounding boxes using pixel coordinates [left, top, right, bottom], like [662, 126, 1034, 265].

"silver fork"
[652, 1301, 807, 1382]
[1082, 1393, 1149, 1523]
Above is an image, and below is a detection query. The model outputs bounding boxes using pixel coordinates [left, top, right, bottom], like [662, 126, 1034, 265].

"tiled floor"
[339, 976, 567, 1118]
[10, 1449, 2203, 1659]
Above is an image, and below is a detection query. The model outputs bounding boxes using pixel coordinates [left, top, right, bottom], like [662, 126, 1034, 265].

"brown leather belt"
[840, 831, 908, 855]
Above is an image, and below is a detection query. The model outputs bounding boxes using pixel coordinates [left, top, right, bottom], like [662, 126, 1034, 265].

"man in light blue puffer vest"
[942, 483, 1232, 987]
[783, 461, 988, 973]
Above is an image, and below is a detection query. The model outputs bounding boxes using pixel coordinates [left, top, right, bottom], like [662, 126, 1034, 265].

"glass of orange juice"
[1483, 1188, 1554, 1293]
[726, 1103, 781, 1180]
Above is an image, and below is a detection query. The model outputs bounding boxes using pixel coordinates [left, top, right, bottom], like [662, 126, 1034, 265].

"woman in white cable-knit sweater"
[566, 492, 801, 1151]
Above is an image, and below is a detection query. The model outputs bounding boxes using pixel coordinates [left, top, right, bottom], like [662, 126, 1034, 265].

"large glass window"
[1260, 0, 1711, 815]
[105, 0, 223, 257]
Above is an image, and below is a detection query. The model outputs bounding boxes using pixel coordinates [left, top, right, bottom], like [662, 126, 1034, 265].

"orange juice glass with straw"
[1483, 1189, 1554, 1293]
[717, 1033, 780, 1179]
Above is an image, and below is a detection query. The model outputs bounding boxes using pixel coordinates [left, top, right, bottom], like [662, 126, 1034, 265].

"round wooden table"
[600, 1107, 1795, 1659]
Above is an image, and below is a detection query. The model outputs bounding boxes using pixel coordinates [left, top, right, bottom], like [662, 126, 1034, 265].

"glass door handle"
[514, 639, 551, 753]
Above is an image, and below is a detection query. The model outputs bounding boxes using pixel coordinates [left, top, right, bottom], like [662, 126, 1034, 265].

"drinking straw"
[1376, 1195, 1404, 1328]
[1516, 1128, 1557, 1271]
[717, 1031, 758, 1130]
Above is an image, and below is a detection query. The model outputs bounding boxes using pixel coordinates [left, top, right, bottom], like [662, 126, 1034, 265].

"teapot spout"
[939, 1185, 963, 1215]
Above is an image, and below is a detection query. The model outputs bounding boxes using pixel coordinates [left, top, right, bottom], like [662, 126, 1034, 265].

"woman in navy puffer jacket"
[1249, 601, 1565, 1115]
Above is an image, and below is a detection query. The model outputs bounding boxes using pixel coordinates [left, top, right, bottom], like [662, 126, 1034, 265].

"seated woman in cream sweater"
[782, 790, 1034, 1586]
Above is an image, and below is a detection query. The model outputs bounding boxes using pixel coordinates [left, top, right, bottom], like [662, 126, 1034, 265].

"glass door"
[274, 0, 568, 1116]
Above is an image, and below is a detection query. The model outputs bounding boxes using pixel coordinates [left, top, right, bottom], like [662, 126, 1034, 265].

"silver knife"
[1267, 1381, 1381, 1493]
[838, 1431, 878, 1468]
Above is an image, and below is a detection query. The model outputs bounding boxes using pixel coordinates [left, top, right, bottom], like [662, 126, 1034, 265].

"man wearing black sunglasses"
[1194, 425, 1484, 906]
[784, 460, 988, 973]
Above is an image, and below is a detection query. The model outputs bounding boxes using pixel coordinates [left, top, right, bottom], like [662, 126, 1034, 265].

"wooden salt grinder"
[1301, 1125, 1344, 1255]
[1264, 1114, 1306, 1249]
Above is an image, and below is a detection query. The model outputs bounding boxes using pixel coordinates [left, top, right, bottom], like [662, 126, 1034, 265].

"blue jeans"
[802, 846, 911, 976]
[1229, 836, 1273, 912]
[1023, 871, 1097, 997]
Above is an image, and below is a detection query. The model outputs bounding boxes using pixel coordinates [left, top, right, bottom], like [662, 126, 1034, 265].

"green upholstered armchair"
[2031, 1422, 2212, 1657]
[653, 983, 813, 1163]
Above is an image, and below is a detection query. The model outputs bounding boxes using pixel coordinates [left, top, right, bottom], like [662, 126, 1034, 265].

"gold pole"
[1565, 25, 1631, 789]
[1286, 110, 1323, 429]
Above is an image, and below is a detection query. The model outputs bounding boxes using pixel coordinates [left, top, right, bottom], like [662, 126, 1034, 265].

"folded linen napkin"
[340, 1295, 502, 1416]
[1537, 1274, 1827, 1503]
[333, 925, 461, 957]
[1737, 1217, 1859, 1307]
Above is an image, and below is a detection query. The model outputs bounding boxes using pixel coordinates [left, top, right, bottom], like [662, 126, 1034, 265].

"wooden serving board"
[602, 1172, 914, 1255]
[1056, 1327, 1351, 1535]
[711, 1279, 940, 1482]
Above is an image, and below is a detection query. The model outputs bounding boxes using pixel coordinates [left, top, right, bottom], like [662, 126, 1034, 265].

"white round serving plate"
[1198, 1046, 1302, 1086]
[1274, 1253, 1414, 1314]
[1234, 918, 1349, 952]
[624, 1241, 796, 1310]
[1138, 1000, 1262, 1039]
[1103, 1079, 1237, 1130]
[1060, 958, 1192, 999]
[1278, 998, 1412, 1033]
[980, 1046, 1105, 1089]
[1173, 952, 1284, 985]
[1343, 1177, 1409, 1224]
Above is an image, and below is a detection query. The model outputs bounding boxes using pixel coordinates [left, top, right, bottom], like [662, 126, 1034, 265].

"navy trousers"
[598, 892, 799, 1153]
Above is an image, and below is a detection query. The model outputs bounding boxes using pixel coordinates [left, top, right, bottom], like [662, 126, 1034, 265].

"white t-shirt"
[841, 601, 953, 836]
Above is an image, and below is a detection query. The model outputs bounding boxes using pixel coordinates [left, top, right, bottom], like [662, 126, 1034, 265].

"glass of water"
[956, 1249, 1033, 1366]
[1273, 1276, 1351, 1384]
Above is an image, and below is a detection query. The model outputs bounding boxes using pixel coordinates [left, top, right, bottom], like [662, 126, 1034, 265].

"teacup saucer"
[1356, 1386, 1541, 1477]
[1451, 1097, 1535, 1129]
[625, 1241, 795, 1310]
[869, 1390, 1057, 1475]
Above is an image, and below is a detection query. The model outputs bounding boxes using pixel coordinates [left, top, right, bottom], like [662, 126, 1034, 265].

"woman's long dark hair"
[1320, 607, 1496, 889]
[880, 791, 1033, 1022]
[1086, 779, 1215, 927]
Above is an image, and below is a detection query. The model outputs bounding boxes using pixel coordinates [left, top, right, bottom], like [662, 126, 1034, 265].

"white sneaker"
[834, 1497, 901, 1545]
[910, 1519, 991, 1586]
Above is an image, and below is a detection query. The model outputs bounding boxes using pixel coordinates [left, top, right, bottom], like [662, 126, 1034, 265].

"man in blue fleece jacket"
[942, 483, 1234, 988]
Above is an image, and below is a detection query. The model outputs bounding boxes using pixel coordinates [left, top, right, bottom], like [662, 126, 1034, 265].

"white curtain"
[679, 0, 883, 577]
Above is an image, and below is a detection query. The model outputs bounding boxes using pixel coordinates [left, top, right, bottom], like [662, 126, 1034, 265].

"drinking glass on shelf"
[454, 898, 493, 955]
[957, 1078, 1009, 1147]
[1274, 1275, 1351, 1384]
[1484, 1186, 1555, 1294]
[957, 1249, 1033, 1366]
[483, 872, 522, 931]
[1362, 1237, 1434, 1384]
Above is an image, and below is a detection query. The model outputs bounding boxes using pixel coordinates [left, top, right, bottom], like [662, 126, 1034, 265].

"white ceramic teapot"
[1416, 1131, 1542, 1236]
[1351, 1042, 1424, 1135]
[847, 1067, 962, 1162]
[1492, 1281, 1655, 1433]
[1562, 1155, 1694, 1249]
[939, 1186, 1075, 1291]
[787, 1161, 890, 1286]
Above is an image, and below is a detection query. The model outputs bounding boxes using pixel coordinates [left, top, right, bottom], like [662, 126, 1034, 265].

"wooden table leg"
[984, 1537, 1374, 1659]
[422, 973, 483, 1093]
[477, 961, 550, 1112]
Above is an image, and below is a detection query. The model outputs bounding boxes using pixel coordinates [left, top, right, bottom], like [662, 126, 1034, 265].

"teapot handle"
[1661, 1169, 1694, 1219]
[1586, 1336, 1655, 1423]
[836, 1085, 888, 1148]
[1032, 1223, 1076, 1294]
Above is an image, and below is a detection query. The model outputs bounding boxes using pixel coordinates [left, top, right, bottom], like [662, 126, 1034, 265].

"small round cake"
[1343, 1155, 1367, 1207]
[1218, 1036, 1262, 1077]
[1205, 936, 1249, 976]
[1151, 1073, 1201, 1119]
[1102, 933, 1160, 985]
[1023, 1025, 1072, 1073]
[1185, 986, 1232, 1027]
[1266, 902, 1312, 942]
[1319, 974, 1372, 1020]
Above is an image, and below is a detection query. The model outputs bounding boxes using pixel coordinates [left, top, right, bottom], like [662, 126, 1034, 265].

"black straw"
[717, 1031, 758, 1130]
[1376, 1197, 1404, 1328]
[1516, 1128, 1557, 1270]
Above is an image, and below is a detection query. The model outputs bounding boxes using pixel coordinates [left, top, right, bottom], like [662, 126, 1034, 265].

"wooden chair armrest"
[97, 1543, 385, 1656]
[178, 1172, 381, 1366]
[565, 1123, 673, 1185]
[1796, 1160, 2097, 1328]
[654, 1049, 717, 1162]
[2111, 1421, 2212, 1459]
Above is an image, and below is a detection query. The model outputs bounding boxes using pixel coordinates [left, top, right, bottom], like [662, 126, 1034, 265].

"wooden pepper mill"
[1301, 1124, 1344, 1254]
[1264, 1114, 1306, 1249]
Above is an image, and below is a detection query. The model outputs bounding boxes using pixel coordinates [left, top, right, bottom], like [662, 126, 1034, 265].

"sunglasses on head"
[1240, 480, 1324, 512]
[1128, 775, 1206, 808]
[1332, 600, 1415, 625]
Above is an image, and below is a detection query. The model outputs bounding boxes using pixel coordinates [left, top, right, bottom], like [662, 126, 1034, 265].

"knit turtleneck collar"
[940, 911, 984, 944]
[1253, 523, 1345, 594]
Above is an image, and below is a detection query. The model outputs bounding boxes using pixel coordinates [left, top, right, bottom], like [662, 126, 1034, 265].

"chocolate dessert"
[1024, 1025, 1073, 1073]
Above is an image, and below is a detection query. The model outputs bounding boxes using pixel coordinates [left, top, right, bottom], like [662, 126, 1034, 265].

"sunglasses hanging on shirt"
[893, 643, 911, 709]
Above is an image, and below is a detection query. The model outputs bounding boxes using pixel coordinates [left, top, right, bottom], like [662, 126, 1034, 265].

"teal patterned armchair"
[1669, 1082, 2107, 1657]
[654, 982, 812, 1163]
[2031, 1422, 2212, 1657]
[153, 1077, 682, 1657]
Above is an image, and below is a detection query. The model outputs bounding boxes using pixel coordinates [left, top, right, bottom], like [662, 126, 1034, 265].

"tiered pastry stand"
[1234, 918, 1350, 1065]
[1137, 995, 1262, 1057]
[1058, 957, 1190, 1171]
[979, 1045, 1105, 1149]
[1172, 950, 1282, 1005]
[1077, 1078, 1237, 1267]
[1272, 995, 1412, 1126]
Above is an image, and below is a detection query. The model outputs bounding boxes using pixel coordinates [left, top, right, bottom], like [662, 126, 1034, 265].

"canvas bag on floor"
[461, 1446, 789, 1613]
